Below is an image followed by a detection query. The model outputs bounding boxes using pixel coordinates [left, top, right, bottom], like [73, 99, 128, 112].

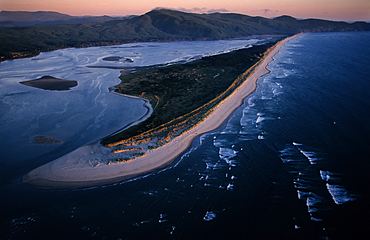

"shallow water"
[0, 37, 270, 183]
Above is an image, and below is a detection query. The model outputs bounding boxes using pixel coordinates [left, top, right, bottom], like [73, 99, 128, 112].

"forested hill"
[1, 9, 369, 61]
[0, 10, 133, 27]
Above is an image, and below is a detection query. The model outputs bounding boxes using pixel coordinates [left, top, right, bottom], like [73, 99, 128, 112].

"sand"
[23, 34, 299, 189]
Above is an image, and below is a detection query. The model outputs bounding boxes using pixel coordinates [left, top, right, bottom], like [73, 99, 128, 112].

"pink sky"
[1, 0, 369, 21]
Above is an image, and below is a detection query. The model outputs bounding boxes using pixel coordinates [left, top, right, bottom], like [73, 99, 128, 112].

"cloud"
[207, 8, 230, 14]
[252, 9, 279, 14]
[178, 7, 206, 13]
[176, 7, 230, 14]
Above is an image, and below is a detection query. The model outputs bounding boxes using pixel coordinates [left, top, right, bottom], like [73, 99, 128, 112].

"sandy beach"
[23, 34, 299, 189]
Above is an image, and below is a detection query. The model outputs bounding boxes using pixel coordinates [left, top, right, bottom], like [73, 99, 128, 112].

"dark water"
[1, 32, 370, 239]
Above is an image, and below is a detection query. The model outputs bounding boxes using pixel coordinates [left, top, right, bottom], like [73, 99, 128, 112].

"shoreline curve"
[23, 34, 300, 189]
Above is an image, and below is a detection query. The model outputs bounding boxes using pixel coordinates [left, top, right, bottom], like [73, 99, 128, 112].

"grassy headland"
[23, 35, 298, 188]
[101, 40, 280, 152]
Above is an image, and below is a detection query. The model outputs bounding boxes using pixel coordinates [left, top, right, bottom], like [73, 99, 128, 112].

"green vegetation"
[1, 9, 369, 61]
[101, 42, 278, 146]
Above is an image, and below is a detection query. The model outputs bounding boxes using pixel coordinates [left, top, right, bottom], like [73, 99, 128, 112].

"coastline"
[107, 89, 153, 137]
[23, 34, 300, 189]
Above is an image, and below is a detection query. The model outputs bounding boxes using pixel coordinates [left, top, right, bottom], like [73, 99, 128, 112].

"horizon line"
[1, 8, 369, 23]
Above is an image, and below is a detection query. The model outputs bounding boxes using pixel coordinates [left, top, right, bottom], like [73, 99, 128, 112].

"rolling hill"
[0, 10, 132, 27]
[1, 9, 369, 61]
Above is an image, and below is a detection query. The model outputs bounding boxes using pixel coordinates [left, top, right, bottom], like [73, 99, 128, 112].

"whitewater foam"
[203, 211, 216, 221]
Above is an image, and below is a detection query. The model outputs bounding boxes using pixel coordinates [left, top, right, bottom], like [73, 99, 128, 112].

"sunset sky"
[1, 0, 369, 21]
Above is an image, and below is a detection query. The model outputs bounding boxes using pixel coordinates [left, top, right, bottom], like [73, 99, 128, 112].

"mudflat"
[20, 75, 78, 90]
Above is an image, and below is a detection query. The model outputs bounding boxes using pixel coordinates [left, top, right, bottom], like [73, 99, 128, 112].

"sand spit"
[24, 34, 300, 189]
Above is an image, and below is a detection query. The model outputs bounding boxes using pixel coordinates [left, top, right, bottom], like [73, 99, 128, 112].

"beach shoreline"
[23, 34, 300, 189]
[107, 89, 153, 137]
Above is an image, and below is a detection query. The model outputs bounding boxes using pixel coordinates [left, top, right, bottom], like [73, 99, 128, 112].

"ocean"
[1, 32, 369, 239]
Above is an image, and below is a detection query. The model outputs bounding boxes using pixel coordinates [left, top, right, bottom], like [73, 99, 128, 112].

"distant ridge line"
[1, 9, 369, 61]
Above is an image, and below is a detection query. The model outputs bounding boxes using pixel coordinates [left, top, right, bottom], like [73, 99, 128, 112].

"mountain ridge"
[0, 10, 72, 21]
[1, 9, 369, 61]
[0, 10, 133, 27]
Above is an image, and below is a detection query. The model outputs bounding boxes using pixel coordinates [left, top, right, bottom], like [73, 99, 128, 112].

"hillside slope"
[0, 10, 132, 27]
[1, 9, 369, 61]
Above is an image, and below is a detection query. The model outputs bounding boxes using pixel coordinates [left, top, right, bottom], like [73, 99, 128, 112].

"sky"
[1, 0, 369, 21]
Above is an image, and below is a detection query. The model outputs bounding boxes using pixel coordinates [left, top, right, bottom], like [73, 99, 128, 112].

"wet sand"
[23, 34, 299, 189]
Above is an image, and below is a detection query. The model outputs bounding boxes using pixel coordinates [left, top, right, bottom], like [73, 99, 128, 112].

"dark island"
[32, 136, 63, 144]
[20, 75, 78, 91]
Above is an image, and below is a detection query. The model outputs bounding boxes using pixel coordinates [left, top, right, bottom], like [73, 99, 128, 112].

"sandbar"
[102, 56, 134, 62]
[23, 34, 299, 189]
[20, 75, 78, 91]
[32, 136, 63, 144]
